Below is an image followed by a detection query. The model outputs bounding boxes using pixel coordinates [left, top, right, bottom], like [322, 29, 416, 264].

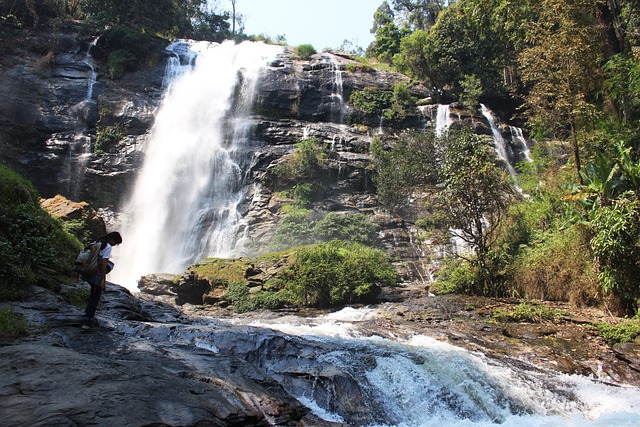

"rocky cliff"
[0, 24, 528, 286]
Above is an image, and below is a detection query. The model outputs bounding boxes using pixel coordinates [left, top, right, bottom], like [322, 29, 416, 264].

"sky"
[221, 0, 383, 50]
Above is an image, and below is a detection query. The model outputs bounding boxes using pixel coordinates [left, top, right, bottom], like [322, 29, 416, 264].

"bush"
[0, 308, 29, 337]
[281, 240, 397, 308]
[293, 44, 316, 60]
[0, 164, 81, 300]
[432, 258, 477, 295]
[314, 213, 379, 245]
[266, 138, 325, 188]
[596, 319, 640, 346]
[95, 122, 125, 153]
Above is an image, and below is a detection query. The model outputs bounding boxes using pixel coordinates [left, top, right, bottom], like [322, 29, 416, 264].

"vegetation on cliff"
[0, 164, 80, 301]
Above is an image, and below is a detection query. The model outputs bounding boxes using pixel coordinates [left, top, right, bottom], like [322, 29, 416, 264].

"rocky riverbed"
[1, 280, 639, 426]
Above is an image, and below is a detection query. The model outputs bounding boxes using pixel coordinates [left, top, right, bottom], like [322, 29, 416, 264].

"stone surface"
[2, 283, 639, 426]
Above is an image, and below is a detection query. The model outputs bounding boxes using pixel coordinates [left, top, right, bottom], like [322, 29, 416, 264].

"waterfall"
[112, 41, 282, 290]
[82, 38, 98, 102]
[434, 104, 452, 137]
[480, 104, 517, 178]
[510, 125, 533, 163]
[325, 54, 344, 124]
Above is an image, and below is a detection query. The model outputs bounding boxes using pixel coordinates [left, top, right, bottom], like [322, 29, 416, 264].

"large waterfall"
[112, 41, 282, 289]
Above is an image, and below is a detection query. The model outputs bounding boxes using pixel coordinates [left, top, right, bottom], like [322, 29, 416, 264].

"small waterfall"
[112, 41, 282, 289]
[510, 126, 533, 163]
[434, 104, 452, 137]
[82, 38, 98, 102]
[325, 55, 344, 124]
[480, 104, 517, 178]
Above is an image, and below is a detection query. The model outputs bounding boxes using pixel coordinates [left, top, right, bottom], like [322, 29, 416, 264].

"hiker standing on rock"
[81, 231, 122, 328]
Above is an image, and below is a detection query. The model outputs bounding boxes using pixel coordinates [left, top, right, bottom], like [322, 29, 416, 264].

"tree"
[518, 0, 603, 182]
[368, 1, 405, 62]
[371, 130, 439, 211]
[437, 129, 518, 293]
[395, 2, 503, 98]
[390, 0, 446, 30]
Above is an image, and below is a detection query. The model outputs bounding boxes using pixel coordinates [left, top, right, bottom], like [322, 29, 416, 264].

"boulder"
[40, 194, 106, 241]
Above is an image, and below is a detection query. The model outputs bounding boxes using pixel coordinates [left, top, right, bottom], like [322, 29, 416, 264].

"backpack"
[74, 241, 103, 275]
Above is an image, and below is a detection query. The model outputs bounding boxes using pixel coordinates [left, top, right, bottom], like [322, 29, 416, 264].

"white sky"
[222, 0, 383, 50]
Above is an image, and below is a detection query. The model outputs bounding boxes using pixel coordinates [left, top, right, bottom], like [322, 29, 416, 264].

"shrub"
[492, 302, 566, 323]
[281, 240, 397, 308]
[596, 319, 640, 346]
[0, 308, 29, 337]
[268, 208, 315, 252]
[432, 258, 477, 295]
[266, 138, 325, 188]
[293, 44, 316, 60]
[314, 213, 379, 245]
[0, 164, 81, 300]
[95, 122, 125, 153]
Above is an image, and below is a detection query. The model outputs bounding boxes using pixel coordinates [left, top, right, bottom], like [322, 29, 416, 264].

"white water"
[480, 104, 517, 178]
[510, 125, 533, 163]
[326, 54, 344, 124]
[112, 41, 282, 289]
[434, 104, 452, 137]
[82, 38, 98, 102]
[241, 308, 640, 427]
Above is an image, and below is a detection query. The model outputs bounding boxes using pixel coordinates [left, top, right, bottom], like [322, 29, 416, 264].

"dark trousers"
[84, 282, 103, 318]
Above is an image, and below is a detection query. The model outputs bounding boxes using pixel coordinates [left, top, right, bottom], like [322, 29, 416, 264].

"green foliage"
[432, 258, 477, 295]
[0, 308, 29, 337]
[492, 302, 566, 323]
[368, 2, 404, 62]
[267, 138, 325, 187]
[438, 129, 517, 292]
[604, 53, 640, 121]
[371, 131, 439, 211]
[269, 208, 316, 251]
[349, 87, 394, 116]
[281, 241, 397, 308]
[348, 84, 416, 126]
[269, 210, 379, 252]
[293, 44, 316, 60]
[567, 143, 640, 313]
[95, 122, 125, 152]
[0, 164, 81, 300]
[459, 74, 483, 110]
[596, 319, 640, 346]
[313, 213, 379, 245]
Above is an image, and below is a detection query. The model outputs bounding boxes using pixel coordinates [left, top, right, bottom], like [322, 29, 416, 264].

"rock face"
[41, 194, 107, 240]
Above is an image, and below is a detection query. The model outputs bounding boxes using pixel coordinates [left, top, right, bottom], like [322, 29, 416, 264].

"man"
[81, 231, 122, 328]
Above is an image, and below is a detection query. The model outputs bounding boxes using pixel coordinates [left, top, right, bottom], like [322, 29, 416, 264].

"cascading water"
[434, 104, 452, 137]
[112, 40, 282, 289]
[82, 38, 98, 102]
[480, 104, 517, 178]
[235, 308, 640, 427]
[510, 125, 533, 163]
[326, 54, 345, 124]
